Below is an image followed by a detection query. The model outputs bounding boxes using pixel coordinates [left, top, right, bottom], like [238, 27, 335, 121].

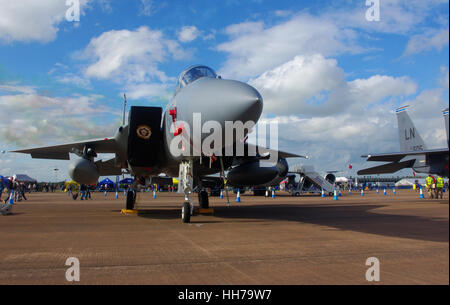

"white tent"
[13, 174, 37, 183]
[335, 177, 349, 183]
[395, 178, 425, 187]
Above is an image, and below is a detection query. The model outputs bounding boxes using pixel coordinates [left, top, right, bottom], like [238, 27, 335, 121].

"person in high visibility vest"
[435, 176, 444, 199]
[425, 175, 436, 199]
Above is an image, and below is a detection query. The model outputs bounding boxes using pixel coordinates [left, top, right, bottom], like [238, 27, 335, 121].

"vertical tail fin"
[444, 108, 449, 149]
[396, 106, 427, 152]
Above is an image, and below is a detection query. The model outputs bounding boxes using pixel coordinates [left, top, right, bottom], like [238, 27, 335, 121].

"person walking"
[86, 185, 92, 199]
[435, 175, 444, 199]
[3, 177, 15, 204]
[80, 184, 87, 200]
[19, 183, 27, 201]
[425, 174, 435, 199]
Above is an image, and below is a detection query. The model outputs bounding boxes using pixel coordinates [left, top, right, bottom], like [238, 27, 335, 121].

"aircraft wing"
[357, 160, 416, 175]
[247, 143, 308, 159]
[11, 137, 117, 160]
[362, 148, 449, 162]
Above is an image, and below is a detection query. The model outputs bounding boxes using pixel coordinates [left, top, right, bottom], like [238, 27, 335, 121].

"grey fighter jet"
[358, 106, 449, 177]
[12, 65, 305, 222]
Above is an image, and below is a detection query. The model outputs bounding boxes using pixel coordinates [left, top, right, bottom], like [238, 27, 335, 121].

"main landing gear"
[198, 190, 209, 209]
[182, 202, 191, 223]
[126, 189, 136, 210]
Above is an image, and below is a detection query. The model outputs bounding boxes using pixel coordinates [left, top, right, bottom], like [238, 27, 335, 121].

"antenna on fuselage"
[122, 94, 127, 126]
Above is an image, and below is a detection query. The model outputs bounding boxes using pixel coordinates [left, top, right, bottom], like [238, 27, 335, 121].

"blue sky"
[0, 0, 449, 181]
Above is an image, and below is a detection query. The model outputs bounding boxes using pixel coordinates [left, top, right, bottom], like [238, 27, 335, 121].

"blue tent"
[119, 178, 134, 184]
[97, 178, 115, 189]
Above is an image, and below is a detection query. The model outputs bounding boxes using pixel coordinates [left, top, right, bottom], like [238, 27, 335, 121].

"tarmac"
[0, 189, 448, 285]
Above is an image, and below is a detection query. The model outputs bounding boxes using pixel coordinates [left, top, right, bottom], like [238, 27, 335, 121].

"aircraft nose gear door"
[179, 161, 194, 223]
[128, 106, 162, 167]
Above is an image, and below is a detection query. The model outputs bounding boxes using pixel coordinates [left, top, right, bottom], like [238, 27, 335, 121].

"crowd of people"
[0, 178, 66, 202]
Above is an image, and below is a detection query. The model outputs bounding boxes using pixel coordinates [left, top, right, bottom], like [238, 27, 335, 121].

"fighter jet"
[11, 65, 304, 222]
[358, 106, 449, 177]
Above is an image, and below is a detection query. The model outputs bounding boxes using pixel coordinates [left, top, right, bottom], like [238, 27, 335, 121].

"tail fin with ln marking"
[396, 106, 427, 152]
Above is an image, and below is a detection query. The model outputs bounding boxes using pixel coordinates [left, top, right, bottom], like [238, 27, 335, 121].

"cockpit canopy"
[176, 65, 218, 92]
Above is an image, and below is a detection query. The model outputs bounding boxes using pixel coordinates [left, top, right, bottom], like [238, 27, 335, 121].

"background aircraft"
[358, 106, 449, 177]
[12, 65, 304, 222]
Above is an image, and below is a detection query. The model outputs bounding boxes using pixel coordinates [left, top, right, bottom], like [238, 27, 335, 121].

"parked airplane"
[11, 65, 304, 222]
[358, 106, 449, 177]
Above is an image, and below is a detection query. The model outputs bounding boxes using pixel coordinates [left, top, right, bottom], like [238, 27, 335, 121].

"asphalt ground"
[0, 189, 448, 285]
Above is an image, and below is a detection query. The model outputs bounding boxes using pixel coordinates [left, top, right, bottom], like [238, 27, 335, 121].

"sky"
[0, 0, 449, 181]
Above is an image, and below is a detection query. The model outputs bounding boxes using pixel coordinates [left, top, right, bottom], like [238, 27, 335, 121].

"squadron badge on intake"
[136, 125, 152, 140]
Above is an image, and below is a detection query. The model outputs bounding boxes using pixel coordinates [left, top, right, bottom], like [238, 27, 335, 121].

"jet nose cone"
[188, 78, 263, 124]
[229, 81, 263, 123]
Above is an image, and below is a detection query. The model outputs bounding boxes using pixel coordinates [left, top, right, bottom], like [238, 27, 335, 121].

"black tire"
[295, 192, 300, 197]
[182, 202, 191, 223]
[126, 190, 135, 210]
[198, 190, 209, 209]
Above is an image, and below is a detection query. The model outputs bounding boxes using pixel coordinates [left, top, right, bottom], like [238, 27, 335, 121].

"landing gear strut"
[179, 161, 194, 223]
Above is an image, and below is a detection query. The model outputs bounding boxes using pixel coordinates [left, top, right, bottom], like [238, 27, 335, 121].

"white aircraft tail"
[396, 106, 427, 152]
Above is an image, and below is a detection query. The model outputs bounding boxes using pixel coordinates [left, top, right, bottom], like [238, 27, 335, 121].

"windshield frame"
[176, 65, 217, 92]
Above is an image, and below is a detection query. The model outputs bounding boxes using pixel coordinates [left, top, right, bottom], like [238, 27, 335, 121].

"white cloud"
[326, 0, 449, 35]
[0, 90, 120, 147]
[217, 1, 448, 80]
[98, 0, 113, 13]
[82, 26, 188, 85]
[274, 10, 292, 17]
[55, 74, 91, 89]
[404, 28, 450, 55]
[249, 54, 417, 116]
[439, 66, 449, 89]
[125, 83, 172, 101]
[139, 0, 155, 16]
[347, 75, 418, 112]
[177, 26, 200, 43]
[0, 0, 89, 43]
[0, 84, 36, 95]
[217, 14, 362, 79]
[245, 54, 437, 174]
